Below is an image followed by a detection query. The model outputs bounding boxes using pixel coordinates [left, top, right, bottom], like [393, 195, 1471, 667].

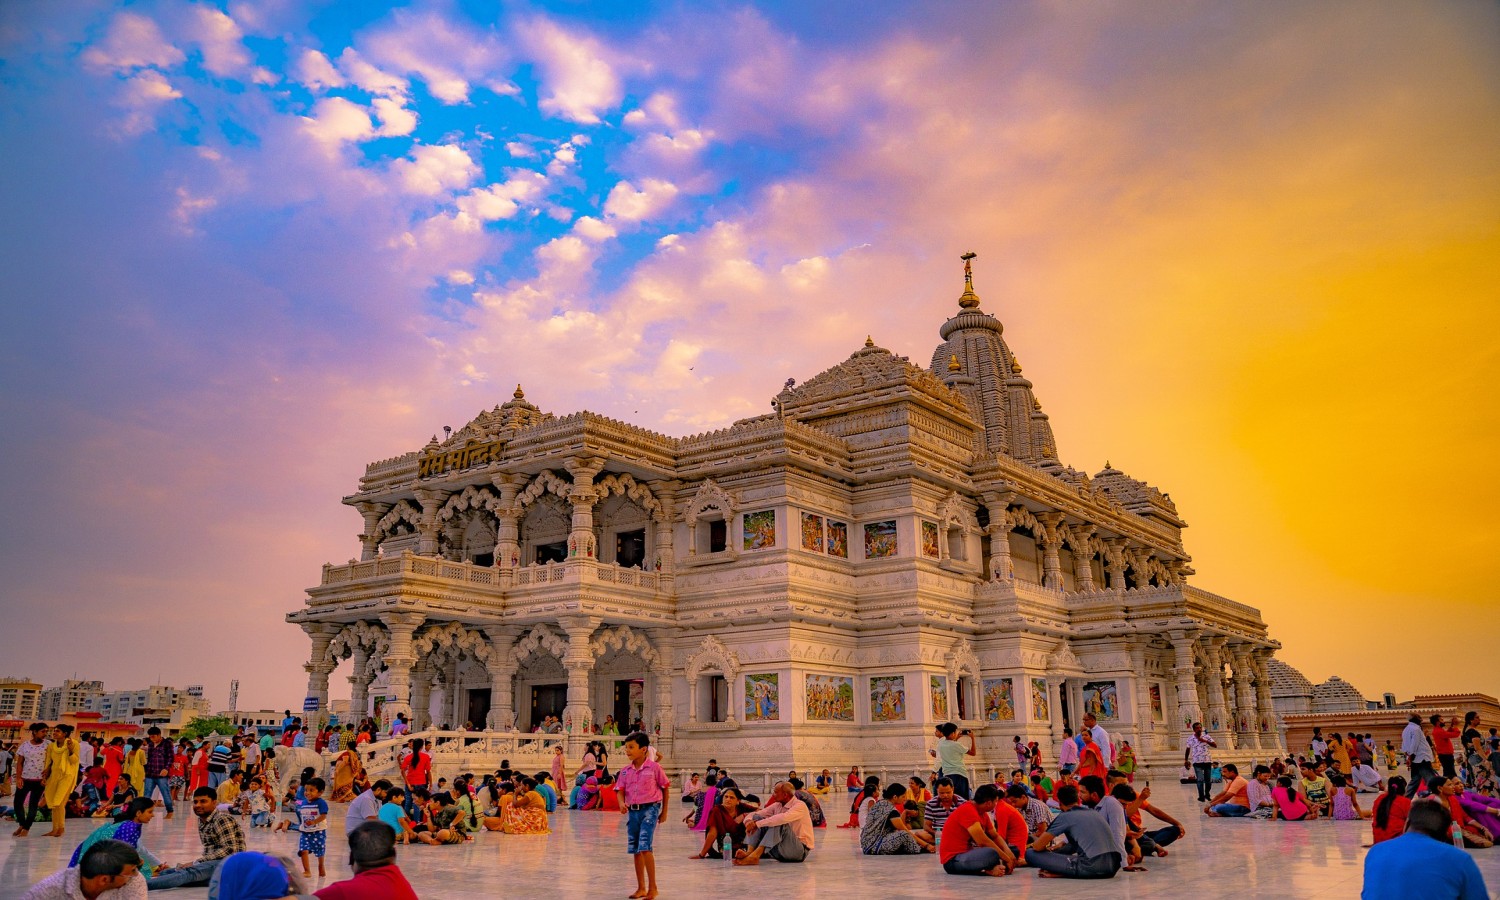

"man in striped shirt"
[924, 777, 963, 833]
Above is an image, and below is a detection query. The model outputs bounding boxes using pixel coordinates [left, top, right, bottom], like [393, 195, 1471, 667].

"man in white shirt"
[1084, 713, 1114, 765]
[1401, 714, 1436, 798]
[77, 735, 96, 773]
[1183, 722, 1217, 803]
[345, 780, 392, 836]
[1351, 762, 1384, 793]
[736, 782, 814, 865]
[13, 723, 51, 836]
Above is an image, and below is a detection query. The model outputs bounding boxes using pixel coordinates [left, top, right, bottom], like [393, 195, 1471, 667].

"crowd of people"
[5, 708, 1497, 898]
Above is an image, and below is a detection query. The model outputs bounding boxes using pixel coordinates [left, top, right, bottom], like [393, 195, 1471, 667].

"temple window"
[535, 540, 567, 564]
[695, 516, 728, 554]
[701, 674, 729, 722]
[615, 528, 646, 568]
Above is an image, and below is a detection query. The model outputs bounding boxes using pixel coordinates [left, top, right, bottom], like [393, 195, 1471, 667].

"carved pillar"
[1037, 513, 1065, 590]
[1047, 677, 1067, 747]
[356, 502, 392, 560]
[1253, 649, 1279, 751]
[413, 489, 446, 557]
[443, 658, 462, 728]
[1203, 638, 1230, 743]
[483, 628, 519, 731]
[379, 612, 426, 731]
[650, 484, 677, 592]
[564, 457, 605, 559]
[1104, 539, 1128, 591]
[490, 475, 521, 574]
[981, 494, 1013, 582]
[560, 617, 600, 736]
[1230, 645, 1260, 750]
[1170, 631, 1202, 742]
[687, 677, 699, 723]
[647, 628, 676, 744]
[347, 647, 371, 722]
[1128, 642, 1155, 752]
[410, 665, 434, 731]
[1069, 526, 1095, 592]
[301, 624, 340, 726]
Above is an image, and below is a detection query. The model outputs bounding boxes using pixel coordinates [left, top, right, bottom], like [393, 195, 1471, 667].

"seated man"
[23, 838, 144, 900]
[788, 777, 825, 827]
[146, 787, 247, 890]
[1028, 784, 1122, 879]
[1130, 787, 1187, 858]
[315, 821, 420, 900]
[923, 777, 962, 835]
[937, 784, 1014, 877]
[1204, 763, 1251, 817]
[735, 782, 814, 865]
[1007, 781, 1053, 837]
[1362, 800, 1489, 900]
[1351, 761, 1385, 794]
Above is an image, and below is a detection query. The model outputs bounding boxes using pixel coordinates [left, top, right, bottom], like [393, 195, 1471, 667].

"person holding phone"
[932, 723, 977, 800]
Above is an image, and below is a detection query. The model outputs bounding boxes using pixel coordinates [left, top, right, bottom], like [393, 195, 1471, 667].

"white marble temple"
[3, 781, 1497, 898]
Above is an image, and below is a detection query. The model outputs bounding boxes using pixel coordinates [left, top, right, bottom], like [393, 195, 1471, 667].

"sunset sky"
[2, 1, 1496, 713]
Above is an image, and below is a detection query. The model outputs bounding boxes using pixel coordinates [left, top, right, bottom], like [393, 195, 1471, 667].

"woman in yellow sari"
[42, 724, 80, 837]
[502, 776, 551, 835]
[330, 748, 365, 803]
[122, 740, 146, 800]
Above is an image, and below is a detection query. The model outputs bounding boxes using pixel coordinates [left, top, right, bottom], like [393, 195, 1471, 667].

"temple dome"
[1266, 658, 1314, 716]
[1311, 676, 1368, 713]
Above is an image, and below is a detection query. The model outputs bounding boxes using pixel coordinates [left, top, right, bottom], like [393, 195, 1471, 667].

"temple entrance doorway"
[531, 684, 566, 725]
[613, 679, 644, 730]
[466, 689, 492, 730]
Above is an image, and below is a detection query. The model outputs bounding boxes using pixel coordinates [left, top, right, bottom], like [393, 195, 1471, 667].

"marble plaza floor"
[4, 781, 1499, 899]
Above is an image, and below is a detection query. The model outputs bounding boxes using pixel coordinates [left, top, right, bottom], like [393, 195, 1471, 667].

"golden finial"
[514, 384, 525, 399]
[947, 354, 961, 373]
[1105, 460, 1112, 469]
[1010, 356, 1022, 374]
[958, 252, 981, 309]
[864, 335, 875, 348]
[1032, 396, 1042, 410]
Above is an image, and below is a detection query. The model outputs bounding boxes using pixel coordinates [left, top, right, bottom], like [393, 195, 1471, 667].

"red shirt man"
[992, 794, 1029, 862]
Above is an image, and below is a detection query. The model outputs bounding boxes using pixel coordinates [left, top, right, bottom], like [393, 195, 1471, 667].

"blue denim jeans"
[144, 776, 174, 814]
[942, 847, 1001, 875]
[1193, 763, 1214, 801]
[147, 858, 221, 890]
[208, 770, 227, 790]
[1209, 803, 1250, 817]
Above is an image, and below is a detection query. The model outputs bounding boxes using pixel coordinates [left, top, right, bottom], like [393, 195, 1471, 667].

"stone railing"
[511, 559, 658, 592]
[320, 552, 501, 588]
[353, 730, 567, 780]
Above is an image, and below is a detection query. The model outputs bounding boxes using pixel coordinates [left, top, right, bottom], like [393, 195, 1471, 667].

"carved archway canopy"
[439, 485, 498, 521]
[683, 635, 740, 681]
[1048, 641, 1085, 674]
[945, 638, 981, 682]
[516, 471, 572, 509]
[594, 473, 662, 518]
[510, 622, 570, 664]
[375, 500, 423, 543]
[683, 479, 737, 529]
[324, 621, 389, 667]
[937, 491, 978, 534]
[412, 621, 494, 665]
[590, 624, 660, 667]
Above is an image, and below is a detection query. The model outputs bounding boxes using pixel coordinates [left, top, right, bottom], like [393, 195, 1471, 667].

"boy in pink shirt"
[617, 731, 670, 900]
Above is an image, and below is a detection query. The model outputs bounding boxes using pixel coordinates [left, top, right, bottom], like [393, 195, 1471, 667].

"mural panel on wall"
[921, 521, 940, 558]
[930, 675, 949, 720]
[743, 510, 776, 551]
[744, 673, 780, 721]
[804, 674, 854, 722]
[1031, 677, 1050, 721]
[801, 513, 823, 552]
[870, 675, 906, 722]
[864, 521, 897, 558]
[1149, 683, 1165, 723]
[1082, 680, 1119, 721]
[826, 521, 848, 558]
[983, 677, 1015, 721]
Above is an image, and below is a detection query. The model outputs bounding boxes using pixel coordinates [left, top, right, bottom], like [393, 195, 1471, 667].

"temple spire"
[958, 251, 981, 309]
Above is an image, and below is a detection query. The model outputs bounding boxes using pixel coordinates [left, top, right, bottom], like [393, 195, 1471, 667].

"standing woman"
[41, 724, 80, 837]
[550, 745, 566, 790]
[189, 740, 210, 794]
[123, 739, 146, 800]
[1117, 742, 1138, 783]
[169, 739, 190, 803]
[100, 738, 125, 796]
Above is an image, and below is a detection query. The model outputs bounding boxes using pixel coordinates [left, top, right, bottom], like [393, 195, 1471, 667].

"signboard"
[303, 696, 320, 713]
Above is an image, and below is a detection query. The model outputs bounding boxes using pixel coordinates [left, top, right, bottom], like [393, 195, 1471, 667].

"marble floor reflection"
[3, 779, 1498, 898]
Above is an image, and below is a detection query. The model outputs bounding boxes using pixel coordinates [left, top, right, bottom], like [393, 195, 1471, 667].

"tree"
[180, 715, 235, 740]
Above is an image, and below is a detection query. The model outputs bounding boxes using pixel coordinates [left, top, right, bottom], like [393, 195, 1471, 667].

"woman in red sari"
[188, 740, 210, 793]
[100, 738, 126, 795]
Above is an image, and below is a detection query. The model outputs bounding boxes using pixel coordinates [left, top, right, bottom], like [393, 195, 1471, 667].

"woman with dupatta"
[42, 725, 80, 837]
[68, 798, 161, 876]
[330, 747, 365, 803]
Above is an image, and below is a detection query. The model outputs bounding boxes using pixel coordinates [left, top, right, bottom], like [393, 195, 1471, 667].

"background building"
[0, 676, 42, 721]
[37, 679, 106, 720]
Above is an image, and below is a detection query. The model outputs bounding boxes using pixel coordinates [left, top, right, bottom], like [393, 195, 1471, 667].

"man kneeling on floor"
[1027, 784, 1122, 879]
[735, 782, 813, 865]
